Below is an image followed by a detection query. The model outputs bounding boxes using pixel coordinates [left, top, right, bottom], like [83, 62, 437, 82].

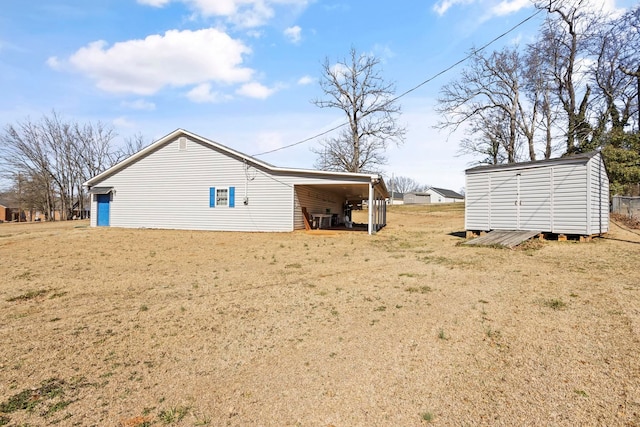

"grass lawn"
[1, 204, 639, 426]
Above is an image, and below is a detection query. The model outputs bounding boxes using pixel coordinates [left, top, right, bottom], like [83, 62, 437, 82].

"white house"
[465, 151, 609, 236]
[84, 129, 389, 235]
[424, 187, 465, 203]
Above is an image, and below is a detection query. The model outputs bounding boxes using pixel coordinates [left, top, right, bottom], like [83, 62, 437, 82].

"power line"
[252, 8, 545, 157]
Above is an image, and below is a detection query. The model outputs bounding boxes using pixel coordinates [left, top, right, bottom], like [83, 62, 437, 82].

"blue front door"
[97, 194, 110, 226]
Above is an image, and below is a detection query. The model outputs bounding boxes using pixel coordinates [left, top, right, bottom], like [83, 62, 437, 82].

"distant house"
[0, 201, 60, 223]
[84, 129, 389, 235]
[0, 202, 26, 222]
[388, 191, 404, 205]
[465, 151, 609, 236]
[0, 203, 10, 222]
[425, 187, 465, 203]
[403, 192, 431, 204]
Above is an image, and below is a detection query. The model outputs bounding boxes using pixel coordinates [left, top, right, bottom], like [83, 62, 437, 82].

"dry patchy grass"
[1, 204, 640, 426]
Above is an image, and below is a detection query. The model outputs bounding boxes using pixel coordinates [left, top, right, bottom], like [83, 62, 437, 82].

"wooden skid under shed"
[464, 230, 540, 248]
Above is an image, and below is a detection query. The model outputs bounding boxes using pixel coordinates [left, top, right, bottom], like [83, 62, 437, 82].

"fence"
[612, 196, 640, 218]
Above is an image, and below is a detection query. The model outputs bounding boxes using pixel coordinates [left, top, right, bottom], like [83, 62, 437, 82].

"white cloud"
[65, 28, 253, 95]
[236, 81, 277, 99]
[433, 0, 531, 18]
[246, 29, 264, 39]
[284, 25, 302, 44]
[122, 99, 156, 111]
[138, 0, 310, 28]
[113, 116, 136, 128]
[46, 56, 62, 70]
[490, 0, 531, 16]
[584, 0, 625, 17]
[437, 0, 622, 24]
[297, 75, 314, 85]
[433, 0, 474, 16]
[329, 63, 349, 78]
[371, 43, 395, 63]
[137, 0, 170, 6]
[186, 83, 231, 103]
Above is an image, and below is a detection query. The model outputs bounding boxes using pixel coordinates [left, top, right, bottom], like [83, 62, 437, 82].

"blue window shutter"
[209, 187, 215, 208]
[229, 186, 235, 208]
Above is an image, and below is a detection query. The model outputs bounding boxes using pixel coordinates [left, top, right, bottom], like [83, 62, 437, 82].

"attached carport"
[293, 178, 388, 235]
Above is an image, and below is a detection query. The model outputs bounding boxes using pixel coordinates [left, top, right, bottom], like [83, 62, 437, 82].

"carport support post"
[368, 181, 374, 235]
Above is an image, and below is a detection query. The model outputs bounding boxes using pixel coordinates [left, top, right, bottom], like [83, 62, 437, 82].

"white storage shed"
[465, 151, 609, 236]
[403, 192, 431, 204]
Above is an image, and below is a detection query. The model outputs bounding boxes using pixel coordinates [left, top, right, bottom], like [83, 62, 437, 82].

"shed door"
[97, 194, 110, 226]
[490, 169, 552, 231]
[518, 168, 552, 231]
[489, 171, 518, 229]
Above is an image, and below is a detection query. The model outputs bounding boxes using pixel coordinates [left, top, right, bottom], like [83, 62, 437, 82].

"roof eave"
[84, 128, 386, 187]
[465, 151, 600, 174]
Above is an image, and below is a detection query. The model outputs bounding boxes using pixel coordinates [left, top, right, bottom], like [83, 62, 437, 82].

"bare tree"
[312, 47, 406, 173]
[457, 109, 512, 165]
[612, 5, 640, 131]
[387, 175, 424, 194]
[73, 121, 118, 218]
[0, 112, 120, 220]
[437, 46, 530, 163]
[589, 13, 637, 141]
[120, 132, 149, 159]
[535, 0, 604, 154]
[1, 118, 59, 219]
[523, 42, 562, 160]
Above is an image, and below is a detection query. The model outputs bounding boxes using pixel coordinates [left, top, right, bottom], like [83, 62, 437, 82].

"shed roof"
[465, 151, 601, 174]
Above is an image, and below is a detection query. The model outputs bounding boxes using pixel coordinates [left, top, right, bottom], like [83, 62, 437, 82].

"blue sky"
[0, 0, 632, 192]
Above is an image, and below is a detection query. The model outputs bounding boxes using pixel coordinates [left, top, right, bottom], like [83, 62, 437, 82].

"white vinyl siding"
[589, 156, 609, 234]
[403, 193, 431, 204]
[88, 133, 384, 233]
[464, 174, 490, 230]
[93, 137, 294, 232]
[488, 171, 518, 230]
[465, 152, 609, 235]
[552, 164, 587, 234]
[424, 188, 464, 203]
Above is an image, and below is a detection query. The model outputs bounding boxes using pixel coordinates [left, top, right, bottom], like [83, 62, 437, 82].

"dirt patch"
[1, 205, 639, 426]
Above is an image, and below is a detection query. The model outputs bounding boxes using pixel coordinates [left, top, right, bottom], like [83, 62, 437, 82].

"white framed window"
[209, 186, 235, 208]
[216, 188, 228, 206]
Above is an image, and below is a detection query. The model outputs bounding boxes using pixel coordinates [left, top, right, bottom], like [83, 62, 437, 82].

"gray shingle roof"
[429, 187, 464, 199]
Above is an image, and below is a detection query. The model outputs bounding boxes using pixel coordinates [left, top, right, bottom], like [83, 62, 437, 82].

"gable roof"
[429, 187, 464, 199]
[84, 129, 387, 195]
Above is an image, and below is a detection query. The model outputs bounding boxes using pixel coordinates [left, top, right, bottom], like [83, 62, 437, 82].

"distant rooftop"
[429, 187, 464, 199]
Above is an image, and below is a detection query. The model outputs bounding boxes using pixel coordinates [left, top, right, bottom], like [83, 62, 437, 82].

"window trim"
[209, 186, 235, 208]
